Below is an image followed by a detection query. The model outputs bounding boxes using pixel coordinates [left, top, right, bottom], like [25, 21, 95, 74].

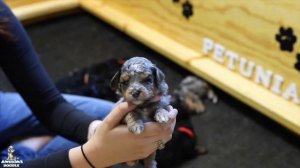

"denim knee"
[62, 94, 115, 120]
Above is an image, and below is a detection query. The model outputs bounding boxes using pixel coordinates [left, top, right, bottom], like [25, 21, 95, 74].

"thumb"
[103, 102, 136, 130]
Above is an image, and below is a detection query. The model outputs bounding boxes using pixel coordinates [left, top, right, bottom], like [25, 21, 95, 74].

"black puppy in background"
[55, 58, 125, 101]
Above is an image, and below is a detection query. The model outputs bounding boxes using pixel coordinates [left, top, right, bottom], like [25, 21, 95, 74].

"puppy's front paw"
[128, 122, 144, 134]
[212, 96, 218, 104]
[154, 109, 169, 123]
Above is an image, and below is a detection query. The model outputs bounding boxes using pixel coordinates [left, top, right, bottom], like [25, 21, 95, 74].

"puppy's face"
[122, 69, 156, 105]
[8, 146, 14, 153]
[176, 76, 209, 113]
[111, 57, 168, 105]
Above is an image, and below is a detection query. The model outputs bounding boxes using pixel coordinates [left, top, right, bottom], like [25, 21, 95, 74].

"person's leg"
[62, 93, 114, 120]
[0, 92, 114, 160]
[0, 91, 48, 160]
[0, 92, 51, 147]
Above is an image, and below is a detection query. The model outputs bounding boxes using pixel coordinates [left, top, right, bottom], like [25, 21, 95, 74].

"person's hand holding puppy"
[69, 102, 177, 168]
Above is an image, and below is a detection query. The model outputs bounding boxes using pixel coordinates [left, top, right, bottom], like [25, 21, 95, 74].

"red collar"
[177, 126, 195, 138]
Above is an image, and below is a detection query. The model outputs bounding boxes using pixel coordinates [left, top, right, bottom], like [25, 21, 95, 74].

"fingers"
[142, 122, 163, 138]
[125, 161, 137, 167]
[167, 108, 177, 132]
[141, 108, 177, 144]
[143, 107, 177, 134]
[168, 106, 178, 120]
[103, 102, 136, 130]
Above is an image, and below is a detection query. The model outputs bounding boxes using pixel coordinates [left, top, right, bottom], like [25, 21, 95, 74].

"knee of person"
[63, 94, 115, 120]
[82, 98, 114, 120]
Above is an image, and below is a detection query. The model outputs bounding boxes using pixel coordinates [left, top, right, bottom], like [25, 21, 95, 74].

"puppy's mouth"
[130, 99, 144, 105]
[125, 96, 147, 105]
[124, 93, 154, 105]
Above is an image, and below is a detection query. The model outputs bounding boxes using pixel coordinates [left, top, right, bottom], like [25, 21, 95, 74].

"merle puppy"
[173, 76, 218, 114]
[111, 57, 171, 168]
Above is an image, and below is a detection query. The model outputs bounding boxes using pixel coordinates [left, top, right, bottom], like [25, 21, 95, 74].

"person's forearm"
[23, 150, 72, 168]
[69, 146, 93, 168]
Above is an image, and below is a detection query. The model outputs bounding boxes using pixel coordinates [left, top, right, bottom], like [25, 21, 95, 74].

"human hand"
[77, 102, 177, 167]
[124, 105, 177, 166]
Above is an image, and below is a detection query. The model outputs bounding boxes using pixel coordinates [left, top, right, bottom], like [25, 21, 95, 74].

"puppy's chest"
[136, 105, 157, 122]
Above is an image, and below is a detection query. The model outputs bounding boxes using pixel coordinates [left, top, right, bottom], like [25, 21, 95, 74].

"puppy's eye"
[120, 80, 129, 86]
[144, 77, 153, 84]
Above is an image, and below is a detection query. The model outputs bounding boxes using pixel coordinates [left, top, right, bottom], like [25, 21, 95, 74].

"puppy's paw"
[208, 90, 218, 104]
[128, 123, 144, 134]
[212, 96, 218, 104]
[154, 109, 169, 123]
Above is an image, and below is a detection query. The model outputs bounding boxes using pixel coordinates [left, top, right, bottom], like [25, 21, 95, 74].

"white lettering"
[3, 164, 20, 167]
[226, 50, 239, 70]
[203, 38, 214, 55]
[271, 74, 284, 94]
[282, 83, 300, 104]
[213, 43, 226, 63]
[239, 57, 255, 78]
[202, 37, 300, 105]
[255, 65, 273, 88]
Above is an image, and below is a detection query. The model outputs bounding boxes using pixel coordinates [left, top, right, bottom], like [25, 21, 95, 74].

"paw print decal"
[182, 1, 193, 19]
[294, 53, 300, 72]
[172, 0, 193, 19]
[275, 27, 297, 52]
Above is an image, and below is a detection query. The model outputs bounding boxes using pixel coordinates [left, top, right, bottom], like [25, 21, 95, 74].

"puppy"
[111, 57, 171, 168]
[7, 146, 16, 160]
[55, 58, 126, 101]
[156, 76, 212, 168]
[173, 76, 218, 114]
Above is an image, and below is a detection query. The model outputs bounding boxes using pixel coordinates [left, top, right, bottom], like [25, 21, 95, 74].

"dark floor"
[1, 11, 300, 168]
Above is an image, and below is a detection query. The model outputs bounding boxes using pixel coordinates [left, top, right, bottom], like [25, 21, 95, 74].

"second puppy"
[110, 57, 171, 168]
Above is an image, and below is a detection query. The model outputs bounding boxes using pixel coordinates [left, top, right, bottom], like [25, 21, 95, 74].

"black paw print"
[182, 1, 193, 19]
[275, 27, 297, 52]
[294, 53, 300, 72]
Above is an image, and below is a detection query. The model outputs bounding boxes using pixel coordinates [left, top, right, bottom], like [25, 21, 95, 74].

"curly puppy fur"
[111, 57, 171, 168]
[172, 76, 218, 114]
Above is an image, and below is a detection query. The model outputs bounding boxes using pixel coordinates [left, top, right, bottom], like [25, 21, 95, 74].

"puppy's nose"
[132, 90, 141, 98]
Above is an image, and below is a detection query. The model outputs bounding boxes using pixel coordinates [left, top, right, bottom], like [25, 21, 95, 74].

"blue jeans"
[0, 91, 114, 160]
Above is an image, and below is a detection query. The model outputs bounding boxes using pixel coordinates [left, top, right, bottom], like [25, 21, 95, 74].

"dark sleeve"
[0, 1, 97, 144]
[23, 150, 72, 168]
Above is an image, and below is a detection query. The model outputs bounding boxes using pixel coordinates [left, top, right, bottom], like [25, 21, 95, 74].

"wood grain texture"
[4, 0, 80, 22]
[81, 0, 200, 65]
[98, 0, 300, 95]
[4, 0, 43, 8]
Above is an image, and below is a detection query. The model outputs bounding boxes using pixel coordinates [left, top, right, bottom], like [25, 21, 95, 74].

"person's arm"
[0, 1, 96, 144]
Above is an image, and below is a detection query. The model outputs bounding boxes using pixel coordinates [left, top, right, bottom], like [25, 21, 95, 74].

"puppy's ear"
[110, 70, 121, 93]
[152, 66, 168, 94]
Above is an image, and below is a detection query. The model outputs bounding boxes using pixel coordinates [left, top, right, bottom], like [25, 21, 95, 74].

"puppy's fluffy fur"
[111, 57, 170, 168]
[173, 76, 218, 114]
